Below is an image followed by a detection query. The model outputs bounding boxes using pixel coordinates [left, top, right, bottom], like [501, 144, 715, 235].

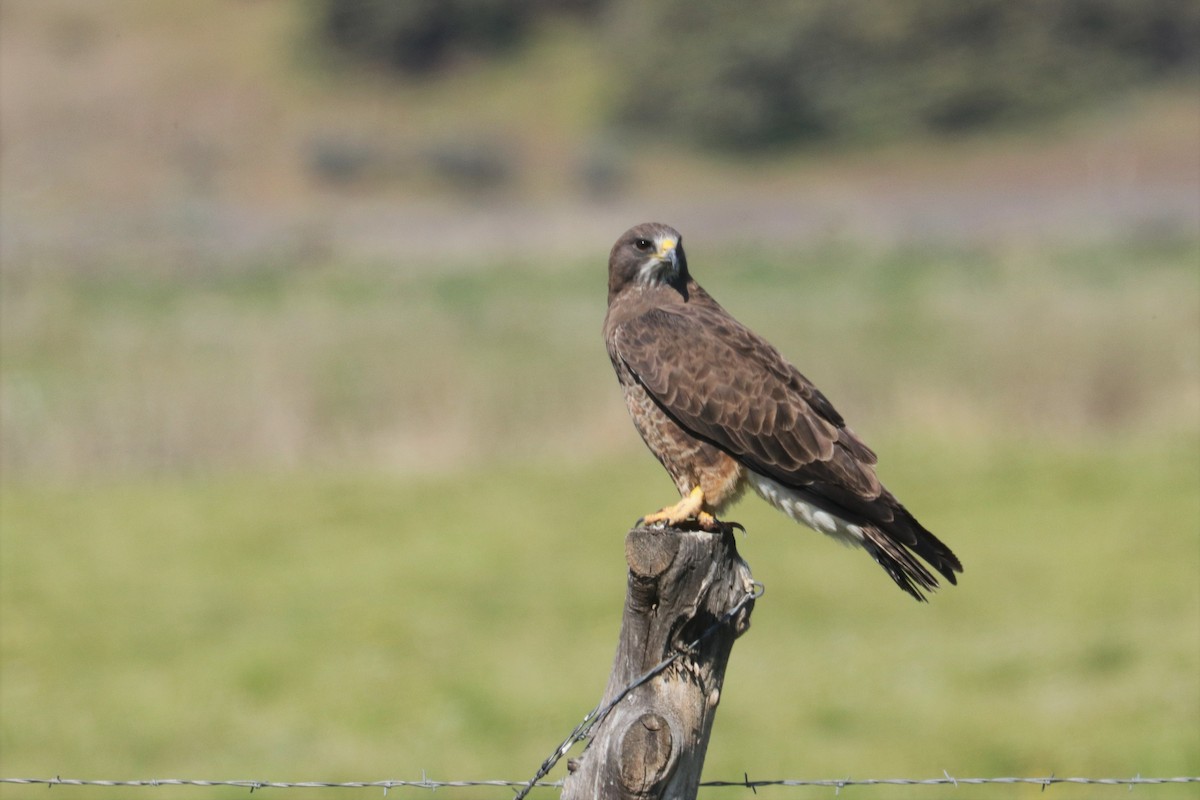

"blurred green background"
[1, 1, 1198, 798]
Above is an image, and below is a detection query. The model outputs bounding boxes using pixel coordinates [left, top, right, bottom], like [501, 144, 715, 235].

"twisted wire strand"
[2, 774, 1197, 792]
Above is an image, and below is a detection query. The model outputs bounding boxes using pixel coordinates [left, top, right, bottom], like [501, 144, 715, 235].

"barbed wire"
[709, 775, 1200, 790]
[2, 774, 1198, 793]
[511, 579, 764, 799]
[0, 778, 552, 792]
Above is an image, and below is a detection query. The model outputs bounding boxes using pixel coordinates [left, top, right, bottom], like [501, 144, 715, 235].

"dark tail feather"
[908, 523, 963, 585]
[863, 516, 963, 602]
[861, 526, 940, 601]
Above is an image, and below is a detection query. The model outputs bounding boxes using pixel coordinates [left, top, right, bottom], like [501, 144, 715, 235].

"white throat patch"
[637, 257, 676, 287]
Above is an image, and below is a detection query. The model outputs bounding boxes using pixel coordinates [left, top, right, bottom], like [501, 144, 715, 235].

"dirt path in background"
[5, 113, 1196, 272]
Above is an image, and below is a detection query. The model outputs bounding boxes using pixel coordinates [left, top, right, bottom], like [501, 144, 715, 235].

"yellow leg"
[638, 487, 720, 530]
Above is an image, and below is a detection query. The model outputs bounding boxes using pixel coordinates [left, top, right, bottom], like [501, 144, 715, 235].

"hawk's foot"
[637, 487, 724, 531]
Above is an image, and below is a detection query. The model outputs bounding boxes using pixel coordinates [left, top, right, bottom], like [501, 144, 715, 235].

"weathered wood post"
[561, 524, 757, 800]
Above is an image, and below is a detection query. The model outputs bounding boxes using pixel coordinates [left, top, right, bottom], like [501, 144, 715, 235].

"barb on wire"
[511, 581, 763, 800]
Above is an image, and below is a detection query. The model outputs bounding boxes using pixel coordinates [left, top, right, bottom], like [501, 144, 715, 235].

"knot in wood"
[618, 712, 674, 796]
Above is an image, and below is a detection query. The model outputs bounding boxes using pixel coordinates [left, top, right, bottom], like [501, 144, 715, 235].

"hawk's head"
[608, 222, 689, 303]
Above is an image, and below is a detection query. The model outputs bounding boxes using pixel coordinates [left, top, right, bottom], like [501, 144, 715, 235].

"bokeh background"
[2, 1, 1198, 797]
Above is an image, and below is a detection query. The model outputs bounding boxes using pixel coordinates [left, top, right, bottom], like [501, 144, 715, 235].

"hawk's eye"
[634, 238, 653, 252]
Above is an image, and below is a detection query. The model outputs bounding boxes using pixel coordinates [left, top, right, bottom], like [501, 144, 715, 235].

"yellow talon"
[639, 486, 713, 529]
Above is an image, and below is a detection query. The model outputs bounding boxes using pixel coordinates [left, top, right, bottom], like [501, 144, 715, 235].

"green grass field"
[4, 234, 1196, 476]
[2, 237, 1198, 798]
[2, 444, 1198, 798]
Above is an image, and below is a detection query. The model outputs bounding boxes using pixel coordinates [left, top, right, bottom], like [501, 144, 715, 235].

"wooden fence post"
[561, 524, 757, 800]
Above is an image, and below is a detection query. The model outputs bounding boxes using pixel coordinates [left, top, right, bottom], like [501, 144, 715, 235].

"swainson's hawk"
[604, 223, 962, 600]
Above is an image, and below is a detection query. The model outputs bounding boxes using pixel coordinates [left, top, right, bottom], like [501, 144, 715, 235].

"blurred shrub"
[424, 139, 515, 190]
[313, 0, 1197, 148]
[316, 0, 606, 74]
[306, 135, 387, 184]
[611, 0, 1200, 150]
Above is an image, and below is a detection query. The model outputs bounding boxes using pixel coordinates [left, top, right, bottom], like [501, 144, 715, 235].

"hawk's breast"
[616, 359, 746, 511]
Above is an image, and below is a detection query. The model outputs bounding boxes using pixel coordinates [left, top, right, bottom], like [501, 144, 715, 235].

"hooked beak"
[656, 237, 678, 267]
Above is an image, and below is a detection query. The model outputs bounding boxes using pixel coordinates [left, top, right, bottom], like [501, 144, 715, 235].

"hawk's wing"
[608, 302, 882, 501]
[609, 298, 962, 595]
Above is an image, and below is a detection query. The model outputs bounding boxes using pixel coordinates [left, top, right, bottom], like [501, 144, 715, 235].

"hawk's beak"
[656, 238, 679, 269]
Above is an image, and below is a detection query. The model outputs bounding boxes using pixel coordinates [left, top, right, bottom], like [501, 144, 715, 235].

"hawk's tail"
[747, 471, 961, 601]
[860, 508, 962, 601]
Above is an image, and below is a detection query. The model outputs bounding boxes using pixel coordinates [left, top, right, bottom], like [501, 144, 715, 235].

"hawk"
[603, 222, 962, 600]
